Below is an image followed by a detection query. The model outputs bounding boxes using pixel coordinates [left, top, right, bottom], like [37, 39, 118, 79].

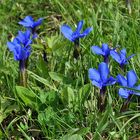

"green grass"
[0, 0, 140, 139]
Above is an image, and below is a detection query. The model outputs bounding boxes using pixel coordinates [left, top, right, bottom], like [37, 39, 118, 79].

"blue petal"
[32, 33, 38, 39]
[119, 88, 129, 99]
[127, 54, 135, 61]
[7, 42, 15, 51]
[105, 76, 116, 86]
[24, 16, 34, 23]
[110, 50, 121, 64]
[98, 62, 109, 82]
[88, 68, 101, 82]
[14, 45, 22, 61]
[127, 70, 137, 87]
[91, 46, 104, 55]
[75, 20, 83, 33]
[91, 80, 102, 89]
[120, 49, 126, 56]
[61, 25, 73, 42]
[33, 18, 43, 28]
[25, 40, 32, 47]
[117, 74, 127, 86]
[80, 27, 92, 37]
[16, 31, 25, 43]
[102, 44, 110, 56]
[19, 16, 34, 27]
[25, 30, 31, 39]
[120, 49, 126, 61]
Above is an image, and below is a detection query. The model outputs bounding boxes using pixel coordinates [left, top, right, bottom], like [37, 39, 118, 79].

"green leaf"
[61, 87, 75, 108]
[16, 86, 38, 107]
[28, 70, 58, 91]
[49, 72, 64, 82]
[79, 84, 90, 104]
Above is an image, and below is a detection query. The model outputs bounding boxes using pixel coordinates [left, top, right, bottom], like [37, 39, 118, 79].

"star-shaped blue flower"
[7, 30, 32, 61]
[61, 20, 92, 42]
[117, 70, 140, 99]
[89, 62, 116, 89]
[19, 16, 43, 30]
[110, 49, 135, 67]
[91, 44, 110, 63]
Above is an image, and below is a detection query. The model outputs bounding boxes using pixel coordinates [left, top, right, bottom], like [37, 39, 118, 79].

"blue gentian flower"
[117, 70, 140, 99]
[110, 49, 135, 67]
[61, 20, 92, 42]
[91, 44, 110, 63]
[19, 16, 43, 30]
[88, 62, 116, 89]
[7, 30, 32, 61]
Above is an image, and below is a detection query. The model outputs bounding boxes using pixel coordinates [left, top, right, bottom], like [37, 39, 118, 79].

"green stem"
[73, 39, 80, 59]
[19, 60, 28, 87]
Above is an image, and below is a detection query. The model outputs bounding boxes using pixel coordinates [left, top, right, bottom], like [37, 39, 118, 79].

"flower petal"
[119, 88, 129, 99]
[127, 70, 137, 87]
[17, 31, 25, 43]
[7, 42, 15, 52]
[120, 49, 126, 61]
[80, 27, 93, 37]
[110, 50, 121, 64]
[102, 44, 110, 56]
[88, 68, 101, 82]
[34, 18, 43, 28]
[19, 16, 34, 28]
[91, 80, 102, 89]
[117, 74, 127, 86]
[127, 54, 135, 61]
[61, 25, 73, 42]
[98, 62, 109, 82]
[25, 30, 31, 39]
[91, 46, 104, 55]
[105, 76, 116, 86]
[75, 20, 83, 33]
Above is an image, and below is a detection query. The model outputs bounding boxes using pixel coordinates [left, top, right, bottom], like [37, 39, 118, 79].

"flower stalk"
[19, 60, 27, 87]
[73, 39, 80, 59]
[120, 94, 132, 112]
[98, 86, 107, 112]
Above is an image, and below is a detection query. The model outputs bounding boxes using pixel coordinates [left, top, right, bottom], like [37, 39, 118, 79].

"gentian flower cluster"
[7, 16, 43, 86]
[89, 41, 138, 111]
[6, 16, 139, 112]
[117, 70, 140, 99]
[7, 30, 32, 62]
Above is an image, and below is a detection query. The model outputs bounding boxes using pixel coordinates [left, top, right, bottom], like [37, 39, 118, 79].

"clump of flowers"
[7, 16, 43, 87]
[89, 41, 138, 112]
[7, 30, 32, 86]
[117, 70, 140, 112]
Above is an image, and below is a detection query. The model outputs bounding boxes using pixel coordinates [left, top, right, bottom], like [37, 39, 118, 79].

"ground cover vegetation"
[0, 0, 140, 139]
